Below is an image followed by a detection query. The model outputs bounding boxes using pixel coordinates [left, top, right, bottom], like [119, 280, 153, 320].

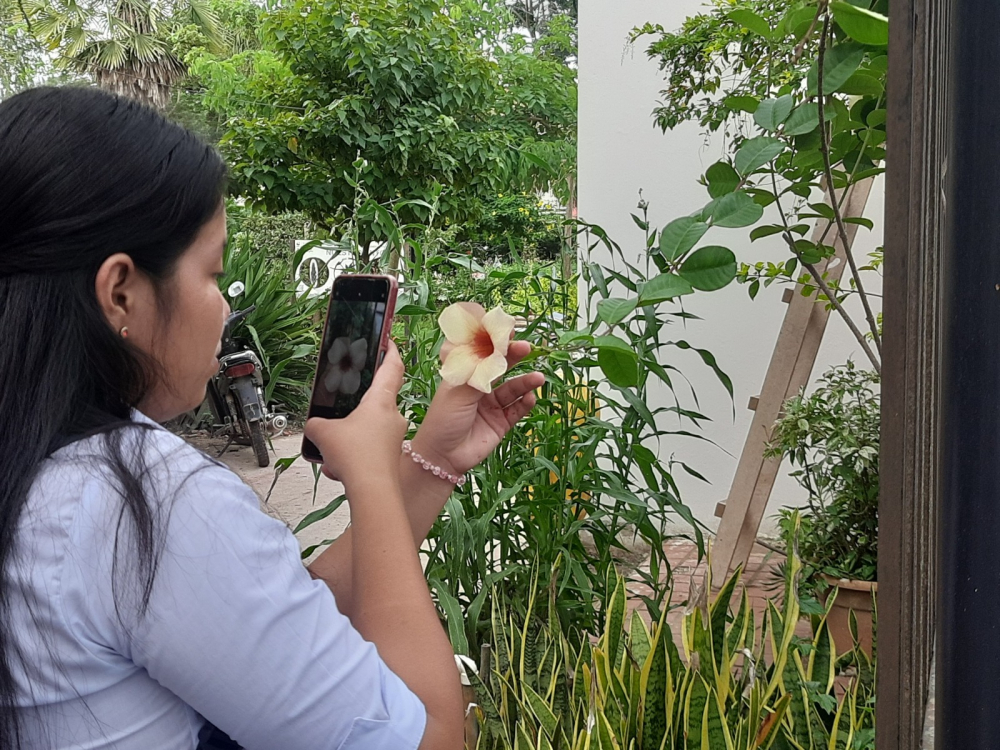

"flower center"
[339, 352, 355, 371]
[472, 327, 495, 359]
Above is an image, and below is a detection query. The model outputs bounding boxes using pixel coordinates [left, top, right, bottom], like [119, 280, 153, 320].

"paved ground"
[627, 539, 812, 647]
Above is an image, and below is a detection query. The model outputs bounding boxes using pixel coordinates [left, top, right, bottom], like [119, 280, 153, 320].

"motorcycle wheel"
[249, 420, 270, 467]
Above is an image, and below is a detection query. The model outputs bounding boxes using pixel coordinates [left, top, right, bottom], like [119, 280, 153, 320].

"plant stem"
[816, 15, 883, 358]
[770, 172, 882, 373]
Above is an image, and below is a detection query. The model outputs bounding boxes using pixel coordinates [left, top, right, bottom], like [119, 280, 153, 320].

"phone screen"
[303, 276, 393, 462]
[311, 278, 390, 419]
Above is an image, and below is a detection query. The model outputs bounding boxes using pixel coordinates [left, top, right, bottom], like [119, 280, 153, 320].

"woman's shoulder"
[50, 411, 232, 486]
[35, 412, 254, 536]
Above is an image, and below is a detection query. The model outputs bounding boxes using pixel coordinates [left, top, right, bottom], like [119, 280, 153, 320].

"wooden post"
[710, 177, 876, 585]
[876, 0, 948, 745]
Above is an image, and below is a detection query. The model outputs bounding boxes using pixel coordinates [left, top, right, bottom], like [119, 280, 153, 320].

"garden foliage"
[634, 0, 888, 373]
[219, 234, 327, 415]
[770, 362, 880, 585]
[472, 535, 876, 750]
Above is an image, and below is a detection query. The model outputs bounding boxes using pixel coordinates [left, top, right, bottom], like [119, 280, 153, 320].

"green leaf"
[394, 304, 436, 316]
[673, 340, 734, 398]
[753, 95, 795, 132]
[679, 246, 738, 291]
[723, 95, 759, 114]
[522, 683, 559, 737]
[639, 273, 695, 304]
[660, 216, 710, 261]
[844, 216, 875, 230]
[867, 108, 888, 127]
[604, 576, 627, 670]
[807, 43, 866, 95]
[734, 136, 785, 176]
[838, 71, 884, 96]
[708, 192, 765, 228]
[640, 613, 669, 750]
[750, 225, 785, 241]
[728, 9, 770, 37]
[706, 161, 741, 198]
[831, 1, 889, 46]
[597, 297, 638, 327]
[595, 335, 639, 388]
[430, 579, 470, 656]
[783, 103, 835, 136]
[292, 494, 347, 534]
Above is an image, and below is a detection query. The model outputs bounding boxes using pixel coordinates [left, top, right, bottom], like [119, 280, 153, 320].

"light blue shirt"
[10, 413, 427, 749]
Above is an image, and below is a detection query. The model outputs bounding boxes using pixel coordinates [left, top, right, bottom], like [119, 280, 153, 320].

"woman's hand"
[305, 341, 408, 489]
[411, 340, 545, 476]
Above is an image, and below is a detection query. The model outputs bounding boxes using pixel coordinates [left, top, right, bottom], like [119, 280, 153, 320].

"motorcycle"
[206, 282, 287, 467]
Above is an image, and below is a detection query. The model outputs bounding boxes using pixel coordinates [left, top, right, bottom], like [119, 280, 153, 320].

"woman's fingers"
[493, 371, 545, 410]
[505, 340, 531, 370]
[370, 340, 405, 398]
[503, 389, 537, 427]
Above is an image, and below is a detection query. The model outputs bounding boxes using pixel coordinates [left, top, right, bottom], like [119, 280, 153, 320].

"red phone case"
[302, 274, 398, 465]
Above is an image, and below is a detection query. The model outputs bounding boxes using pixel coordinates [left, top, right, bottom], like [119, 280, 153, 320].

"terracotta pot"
[820, 574, 877, 657]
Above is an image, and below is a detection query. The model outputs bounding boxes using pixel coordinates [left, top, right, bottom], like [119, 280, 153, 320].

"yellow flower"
[438, 302, 515, 393]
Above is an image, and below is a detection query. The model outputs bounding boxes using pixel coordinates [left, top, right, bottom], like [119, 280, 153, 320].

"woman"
[0, 86, 543, 749]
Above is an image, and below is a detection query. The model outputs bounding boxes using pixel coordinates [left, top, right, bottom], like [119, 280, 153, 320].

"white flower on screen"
[325, 337, 368, 395]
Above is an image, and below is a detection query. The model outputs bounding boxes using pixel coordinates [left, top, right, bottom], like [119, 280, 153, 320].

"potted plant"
[768, 361, 880, 655]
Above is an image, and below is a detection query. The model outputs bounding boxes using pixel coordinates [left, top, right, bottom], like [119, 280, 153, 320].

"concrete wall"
[578, 0, 884, 536]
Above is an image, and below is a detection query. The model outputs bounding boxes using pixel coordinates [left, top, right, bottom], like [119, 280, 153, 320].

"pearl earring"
[119, 326, 129, 339]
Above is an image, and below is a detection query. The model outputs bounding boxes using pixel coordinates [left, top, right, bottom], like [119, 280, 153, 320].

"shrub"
[768, 362, 880, 586]
[226, 201, 318, 267]
[455, 192, 565, 262]
[219, 235, 327, 416]
[472, 538, 876, 750]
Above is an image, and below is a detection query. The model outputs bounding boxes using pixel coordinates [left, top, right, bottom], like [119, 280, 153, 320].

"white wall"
[578, 0, 884, 536]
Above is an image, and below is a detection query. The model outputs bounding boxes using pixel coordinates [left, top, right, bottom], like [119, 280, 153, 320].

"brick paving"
[625, 538, 812, 647]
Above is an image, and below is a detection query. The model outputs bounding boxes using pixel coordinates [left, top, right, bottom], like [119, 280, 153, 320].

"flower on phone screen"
[325, 337, 368, 395]
[438, 302, 515, 393]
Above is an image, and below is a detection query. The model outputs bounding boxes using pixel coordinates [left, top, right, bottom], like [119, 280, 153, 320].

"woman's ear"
[94, 253, 142, 333]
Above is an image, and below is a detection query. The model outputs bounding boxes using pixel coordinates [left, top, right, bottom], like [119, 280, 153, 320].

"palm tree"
[24, 0, 221, 109]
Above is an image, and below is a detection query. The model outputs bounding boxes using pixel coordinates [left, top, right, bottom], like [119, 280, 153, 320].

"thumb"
[368, 339, 405, 399]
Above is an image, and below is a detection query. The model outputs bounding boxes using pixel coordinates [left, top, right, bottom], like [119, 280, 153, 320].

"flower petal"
[482, 306, 515, 357]
[324, 367, 343, 392]
[467, 352, 508, 394]
[440, 344, 481, 386]
[439, 340, 456, 365]
[340, 368, 361, 395]
[349, 338, 368, 370]
[438, 302, 485, 345]
[328, 336, 350, 364]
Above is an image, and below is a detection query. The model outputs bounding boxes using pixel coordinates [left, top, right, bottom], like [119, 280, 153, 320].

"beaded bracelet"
[402, 440, 467, 487]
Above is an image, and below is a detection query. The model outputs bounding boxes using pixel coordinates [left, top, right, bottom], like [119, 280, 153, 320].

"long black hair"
[0, 86, 227, 747]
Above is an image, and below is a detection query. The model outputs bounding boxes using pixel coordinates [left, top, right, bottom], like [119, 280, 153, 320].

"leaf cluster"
[768, 362, 880, 583]
[473, 544, 876, 750]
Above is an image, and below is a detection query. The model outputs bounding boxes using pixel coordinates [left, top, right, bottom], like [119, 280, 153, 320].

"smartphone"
[302, 274, 398, 464]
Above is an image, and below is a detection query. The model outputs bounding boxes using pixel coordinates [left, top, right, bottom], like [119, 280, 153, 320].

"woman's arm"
[307, 343, 542, 618]
[340, 472, 464, 750]
[303, 343, 465, 749]
[306, 452, 453, 614]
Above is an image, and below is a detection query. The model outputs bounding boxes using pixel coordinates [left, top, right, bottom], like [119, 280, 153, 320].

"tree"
[508, 0, 576, 42]
[631, 0, 888, 371]
[0, 0, 64, 95]
[192, 0, 574, 251]
[22, 0, 222, 108]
